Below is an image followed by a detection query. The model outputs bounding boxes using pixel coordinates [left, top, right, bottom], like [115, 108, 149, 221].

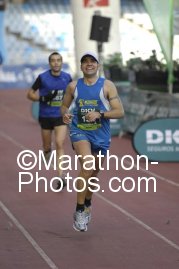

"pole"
[97, 41, 104, 77]
[168, 0, 174, 94]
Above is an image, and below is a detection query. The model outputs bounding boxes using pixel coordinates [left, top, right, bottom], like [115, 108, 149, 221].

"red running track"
[0, 89, 179, 269]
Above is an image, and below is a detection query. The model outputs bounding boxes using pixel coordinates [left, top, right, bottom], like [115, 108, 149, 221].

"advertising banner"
[0, 63, 70, 89]
[83, 0, 109, 7]
[143, 0, 174, 93]
[133, 118, 179, 162]
[143, 0, 173, 67]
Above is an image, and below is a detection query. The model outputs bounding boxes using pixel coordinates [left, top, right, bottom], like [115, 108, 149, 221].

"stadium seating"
[4, 0, 73, 65]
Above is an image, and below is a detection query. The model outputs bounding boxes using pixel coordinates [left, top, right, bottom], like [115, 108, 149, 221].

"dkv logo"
[133, 118, 179, 162]
[147, 130, 179, 144]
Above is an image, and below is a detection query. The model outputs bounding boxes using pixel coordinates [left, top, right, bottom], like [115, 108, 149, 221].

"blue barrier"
[31, 102, 39, 121]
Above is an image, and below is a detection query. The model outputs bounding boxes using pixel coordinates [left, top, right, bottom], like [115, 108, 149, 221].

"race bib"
[50, 90, 64, 107]
[77, 107, 101, 130]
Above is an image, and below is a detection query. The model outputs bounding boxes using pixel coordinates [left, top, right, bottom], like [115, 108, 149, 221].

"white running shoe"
[73, 211, 87, 232]
[84, 206, 91, 225]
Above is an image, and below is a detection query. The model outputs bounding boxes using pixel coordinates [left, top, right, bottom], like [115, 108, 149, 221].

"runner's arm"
[103, 80, 124, 119]
[61, 81, 76, 124]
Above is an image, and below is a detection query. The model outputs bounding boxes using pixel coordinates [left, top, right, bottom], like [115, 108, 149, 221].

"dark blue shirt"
[32, 70, 72, 117]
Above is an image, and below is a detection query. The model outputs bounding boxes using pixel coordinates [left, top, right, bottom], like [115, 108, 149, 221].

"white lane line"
[116, 155, 179, 187]
[0, 131, 59, 268]
[0, 201, 59, 269]
[96, 193, 179, 252]
[0, 103, 35, 122]
[0, 131, 27, 150]
[140, 167, 179, 187]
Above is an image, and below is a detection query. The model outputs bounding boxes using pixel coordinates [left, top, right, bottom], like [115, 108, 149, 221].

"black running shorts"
[39, 117, 65, 130]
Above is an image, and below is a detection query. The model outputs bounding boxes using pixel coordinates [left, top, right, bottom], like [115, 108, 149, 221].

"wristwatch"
[100, 111, 105, 118]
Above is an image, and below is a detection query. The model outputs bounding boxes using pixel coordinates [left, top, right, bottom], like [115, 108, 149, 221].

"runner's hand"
[63, 113, 73, 124]
[39, 90, 58, 103]
[85, 111, 101, 122]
